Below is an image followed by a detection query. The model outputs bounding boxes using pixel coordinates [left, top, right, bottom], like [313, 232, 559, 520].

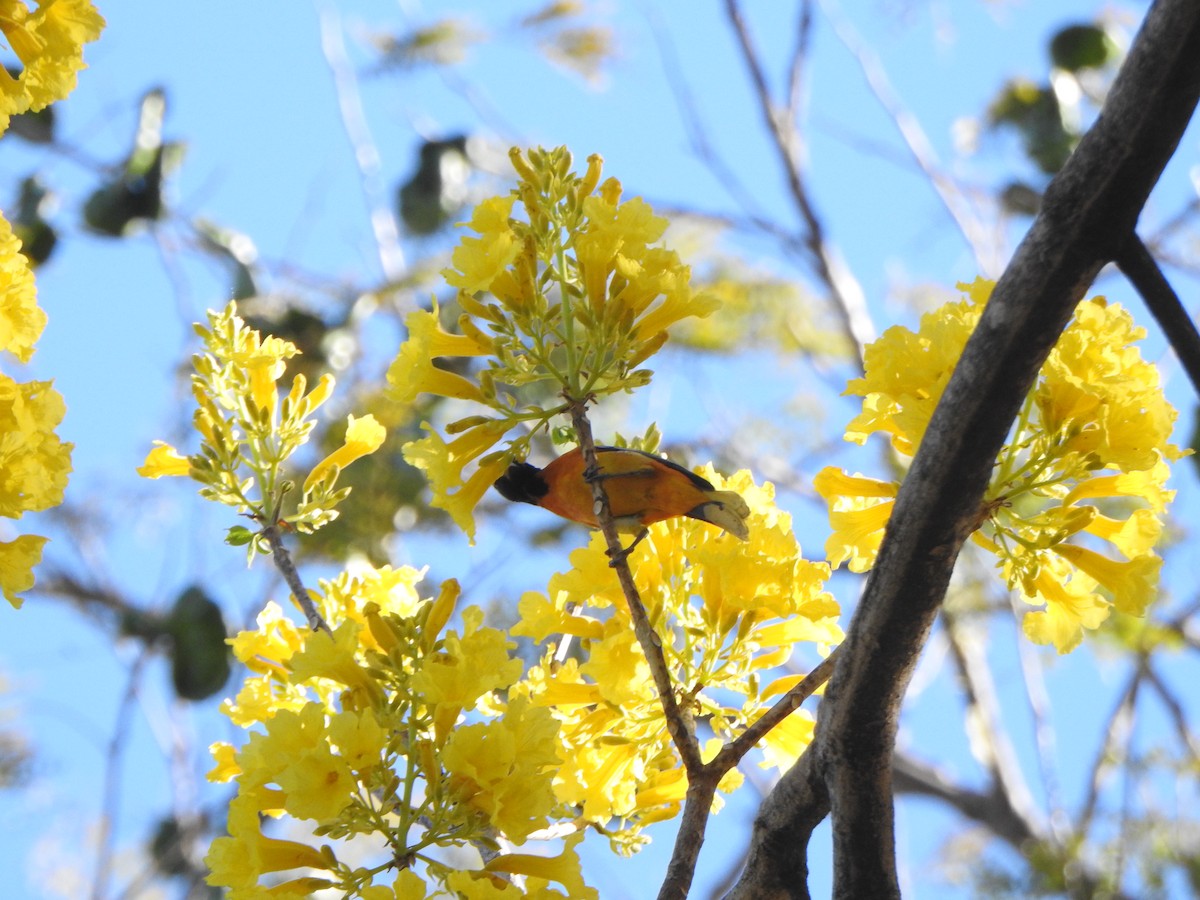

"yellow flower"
[391, 869, 429, 900]
[442, 196, 522, 293]
[1083, 508, 1161, 559]
[0, 533, 46, 608]
[756, 709, 816, 773]
[0, 374, 72, 517]
[288, 624, 381, 706]
[1051, 544, 1161, 617]
[812, 467, 897, 573]
[842, 284, 983, 454]
[205, 792, 330, 892]
[510, 590, 604, 643]
[411, 606, 523, 741]
[1021, 563, 1111, 653]
[242, 703, 356, 822]
[830, 279, 1181, 652]
[137, 441, 191, 479]
[484, 832, 597, 899]
[579, 619, 652, 707]
[228, 601, 305, 673]
[302, 413, 386, 493]
[235, 335, 293, 416]
[0, 212, 44, 363]
[326, 708, 386, 773]
[207, 741, 241, 783]
[440, 696, 561, 841]
[386, 307, 491, 409]
[403, 428, 509, 540]
[0, 0, 105, 132]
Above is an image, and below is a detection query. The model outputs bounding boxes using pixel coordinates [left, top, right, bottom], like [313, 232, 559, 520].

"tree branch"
[729, 2, 1200, 896]
[723, 0, 876, 366]
[1115, 233, 1200, 398]
[261, 523, 330, 633]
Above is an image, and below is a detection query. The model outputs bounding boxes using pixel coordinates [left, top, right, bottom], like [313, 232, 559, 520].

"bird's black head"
[493, 461, 549, 505]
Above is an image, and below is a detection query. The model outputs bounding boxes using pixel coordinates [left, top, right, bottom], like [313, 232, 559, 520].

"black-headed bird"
[494, 446, 749, 554]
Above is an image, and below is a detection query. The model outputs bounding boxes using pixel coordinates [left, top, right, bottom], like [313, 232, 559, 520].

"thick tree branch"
[729, 2, 1200, 896]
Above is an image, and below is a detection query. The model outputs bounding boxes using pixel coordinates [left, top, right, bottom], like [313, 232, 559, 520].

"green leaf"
[225, 525, 255, 546]
[1050, 24, 1119, 72]
[166, 587, 231, 702]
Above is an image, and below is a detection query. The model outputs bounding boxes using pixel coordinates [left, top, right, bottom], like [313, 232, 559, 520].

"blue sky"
[4, 1, 1199, 897]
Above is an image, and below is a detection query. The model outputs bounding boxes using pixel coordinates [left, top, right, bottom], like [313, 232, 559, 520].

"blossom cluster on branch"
[816, 277, 1182, 652]
[0, 0, 104, 607]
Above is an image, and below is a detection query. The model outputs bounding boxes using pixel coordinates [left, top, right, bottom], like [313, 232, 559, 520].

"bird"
[493, 446, 750, 556]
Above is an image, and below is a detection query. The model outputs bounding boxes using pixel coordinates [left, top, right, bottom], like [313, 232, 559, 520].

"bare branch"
[723, 0, 875, 366]
[260, 524, 330, 633]
[1115, 233, 1200, 398]
[942, 613, 1042, 839]
[818, 0, 1000, 274]
[891, 750, 1040, 851]
[92, 649, 152, 900]
[318, 4, 406, 281]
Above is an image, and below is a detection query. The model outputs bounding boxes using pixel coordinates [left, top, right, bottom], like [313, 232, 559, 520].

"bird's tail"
[688, 489, 751, 540]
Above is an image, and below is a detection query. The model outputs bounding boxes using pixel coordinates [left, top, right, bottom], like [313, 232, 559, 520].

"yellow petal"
[137, 441, 191, 478]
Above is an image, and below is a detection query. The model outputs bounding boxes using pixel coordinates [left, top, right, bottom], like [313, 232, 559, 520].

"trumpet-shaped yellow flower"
[484, 832, 597, 899]
[205, 791, 331, 895]
[443, 197, 523, 294]
[303, 413, 386, 493]
[1020, 561, 1111, 653]
[136, 441, 191, 478]
[813, 467, 897, 573]
[386, 306, 492, 410]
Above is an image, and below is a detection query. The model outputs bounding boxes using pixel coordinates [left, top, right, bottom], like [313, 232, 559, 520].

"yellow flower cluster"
[0, 0, 100, 608]
[207, 565, 596, 899]
[138, 304, 385, 548]
[511, 468, 841, 848]
[0, 0, 104, 133]
[0, 179, 72, 609]
[387, 146, 721, 538]
[816, 278, 1182, 653]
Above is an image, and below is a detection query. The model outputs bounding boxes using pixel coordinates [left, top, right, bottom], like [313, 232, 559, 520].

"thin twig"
[942, 611, 1041, 835]
[92, 648, 152, 900]
[318, 4, 406, 282]
[818, 0, 999, 275]
[566, 399, 703, 774]
[1114, 232, 1200, 398]
[723, 0, 875, 368]
[1009, 606, 1069, 852]
[260, 523, 330, 633]
[645, 5, 769, 225]
[1079, 662, 1144, 835]
[711, 650, 837, 772]
[783, 1, 814, 136]
[1142, 664, 1200, 762]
